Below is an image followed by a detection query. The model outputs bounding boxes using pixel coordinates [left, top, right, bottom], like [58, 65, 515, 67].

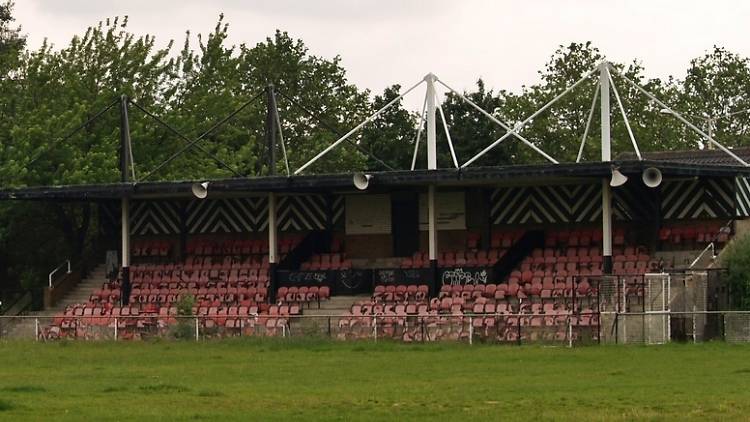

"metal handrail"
[48, 260, 72, 288]
[689, 242, 716, 269]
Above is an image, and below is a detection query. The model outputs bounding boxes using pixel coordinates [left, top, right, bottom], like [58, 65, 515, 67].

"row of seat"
[335, 314, 599, 343]
[184, 236, 302, 256]
[659, 223, 731, 245]
[276, 286, 331, 305]
[132, 256, 272, 272]
[129, 280, 270, 291]
[299, 253, 352, 271]
[132, 240, 171, 257]
[131, 271, 270, 284]
[400, 249, 509, 269]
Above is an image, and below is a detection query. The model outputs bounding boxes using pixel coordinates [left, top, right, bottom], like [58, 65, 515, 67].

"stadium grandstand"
[1, 62, 749, 344]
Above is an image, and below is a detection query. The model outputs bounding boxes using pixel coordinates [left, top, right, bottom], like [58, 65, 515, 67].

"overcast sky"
[13, 0, 750, 110]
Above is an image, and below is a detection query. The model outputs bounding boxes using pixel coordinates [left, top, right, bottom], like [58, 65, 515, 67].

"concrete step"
[301, 295, 369, 317]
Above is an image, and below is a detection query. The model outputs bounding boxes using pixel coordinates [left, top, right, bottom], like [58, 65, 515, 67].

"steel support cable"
[140, 90, 266, 181]
[275, 90, 397, 171]
[128, 100, 243, 178]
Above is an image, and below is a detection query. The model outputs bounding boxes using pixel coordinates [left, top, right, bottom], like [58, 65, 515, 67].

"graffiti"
[375, 270, 396, 285]
[441, 268, 488, 286]
[339, 270, 363, 290]
[402, 269, 423, 281]
[288, 271, 327, 284]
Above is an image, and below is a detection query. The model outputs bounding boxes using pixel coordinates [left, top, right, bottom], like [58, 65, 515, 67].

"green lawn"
[0, 340, 748, 421]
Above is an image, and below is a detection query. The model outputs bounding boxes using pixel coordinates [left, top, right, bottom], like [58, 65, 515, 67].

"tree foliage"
[722, 235, 750, 310]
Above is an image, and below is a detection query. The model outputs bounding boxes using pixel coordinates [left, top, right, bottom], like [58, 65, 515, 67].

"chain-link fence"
[0, 314, 599, 346]
[3, 312, 750, 345]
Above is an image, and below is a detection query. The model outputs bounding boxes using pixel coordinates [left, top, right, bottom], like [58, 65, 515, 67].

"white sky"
[13, 0, 750, 111]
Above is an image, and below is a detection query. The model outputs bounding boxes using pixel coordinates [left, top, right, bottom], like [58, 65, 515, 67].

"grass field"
[0, 340, 749, 421]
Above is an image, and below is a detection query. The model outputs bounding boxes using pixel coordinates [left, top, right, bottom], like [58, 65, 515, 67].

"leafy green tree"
[360, 84, 417, 170]
[722, 234, 750, 310]
[435, 79, 517, 168]
[238, 30, 371, 174]
[679, 47, 750, 148]
[495, 42, 685, 165]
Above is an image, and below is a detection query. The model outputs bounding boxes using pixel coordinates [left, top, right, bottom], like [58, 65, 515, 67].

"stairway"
[303, 295, 368, 317]
[1, 264, 108, 339]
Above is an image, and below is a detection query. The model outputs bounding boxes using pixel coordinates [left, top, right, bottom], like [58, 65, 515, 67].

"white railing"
[48, 260, 71, 288]
[689, 243, 716, 269]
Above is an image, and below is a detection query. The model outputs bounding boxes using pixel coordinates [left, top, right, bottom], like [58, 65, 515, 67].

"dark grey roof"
[1, 159, 748, 201]
[617, 147, 750, 166]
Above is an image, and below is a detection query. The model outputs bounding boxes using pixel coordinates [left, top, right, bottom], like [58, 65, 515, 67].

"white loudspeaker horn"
[191, 181, 209, 199]
[353, 173, 373, 190]
[610, 168, 628, 187]
[642, 167, 662, 188]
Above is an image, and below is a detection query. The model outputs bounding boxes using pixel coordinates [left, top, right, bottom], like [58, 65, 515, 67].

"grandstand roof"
[1, 158, 748, 201]
[617, 147, 750, 166]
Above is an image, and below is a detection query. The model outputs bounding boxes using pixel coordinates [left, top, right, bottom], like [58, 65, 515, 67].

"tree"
[360, 84, 417, 170]
[0, 0, 24, 74]
[434, 79, 515, 168]
[721, 234, 750, 310]
[679, 47, 750, 148]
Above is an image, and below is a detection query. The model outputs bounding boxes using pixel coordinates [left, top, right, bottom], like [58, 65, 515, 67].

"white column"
[428, 185, 437, 261]
[425, 73, 438, 171]
[600, 62, 613, 273]
[600, 62, 611, 162]
[121, 197, 130, 268]
[268, 192, 277, 264]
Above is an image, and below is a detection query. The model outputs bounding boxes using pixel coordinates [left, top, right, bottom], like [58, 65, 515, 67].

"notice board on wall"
[419, 191, 466, 231]
[345, 194, 392, 234]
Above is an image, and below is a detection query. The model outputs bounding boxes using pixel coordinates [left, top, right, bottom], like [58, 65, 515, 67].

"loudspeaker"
[191, 181, 209, 199]
[610, 169, 628, 187]
[642, 167, 662, 188]
[353, 173, 373, 190]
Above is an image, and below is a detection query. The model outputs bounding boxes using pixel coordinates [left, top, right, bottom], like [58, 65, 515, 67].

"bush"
[722, 235, 750, 310]
[171, 294, 196, 340]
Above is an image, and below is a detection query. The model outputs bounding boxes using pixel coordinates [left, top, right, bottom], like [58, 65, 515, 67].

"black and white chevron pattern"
[131, 201, 181, 235]
[612, 182, 658, 221]
[564, 184, 602, 223]
[661, 178, 734, 220]
[278, 195, 328, 231]
[331, 195, 344, 228]
[736, 177, 750, 217]
[491, 184, 601, 224]
[186, 197, 268, 234]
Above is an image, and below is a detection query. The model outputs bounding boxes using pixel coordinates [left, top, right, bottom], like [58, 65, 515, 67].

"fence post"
[327, 316, 331, 338]
[373, 316, 378, 342]
[692, 305, 697, 344]
[568, 317, 573, 348]
[517, 316, 522, 346]
[114, 318, 118, 341]
[194, 317, 199, 341]
[469, 317, 473, 345]
[35, 318, 39, 341]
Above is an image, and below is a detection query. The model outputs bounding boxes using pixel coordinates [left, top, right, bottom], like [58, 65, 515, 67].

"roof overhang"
[1, 160, 748, 201]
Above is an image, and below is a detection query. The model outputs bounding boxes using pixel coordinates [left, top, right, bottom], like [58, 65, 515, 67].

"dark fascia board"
[1, 160, 749, 201]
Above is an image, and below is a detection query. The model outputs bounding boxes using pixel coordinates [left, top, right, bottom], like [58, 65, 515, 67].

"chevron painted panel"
[331, 195, 345, 228]
[186, 197, 268, 234]
[661, 178, 734, 220]
[491, 184, 601, 224]
[130, 201, 181, 235]
[736, 177, 750, 217]
[278, 195, 328, 231]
